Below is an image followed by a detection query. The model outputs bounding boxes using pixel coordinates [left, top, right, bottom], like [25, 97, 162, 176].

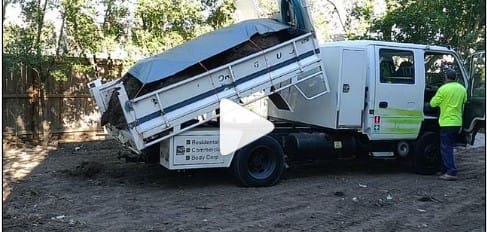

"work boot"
[436, 169, 447, 176]
[439, 174, 458, 181]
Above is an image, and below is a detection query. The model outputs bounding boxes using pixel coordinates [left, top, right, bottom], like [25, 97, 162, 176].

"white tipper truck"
[88, 0, 485, 186]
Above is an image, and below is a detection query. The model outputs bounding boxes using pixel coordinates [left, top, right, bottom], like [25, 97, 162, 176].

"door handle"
[379, 101, 388, 108]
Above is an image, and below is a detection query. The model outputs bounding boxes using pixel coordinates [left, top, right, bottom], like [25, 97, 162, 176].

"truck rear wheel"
[141, 144, 160, 164]
[232, 136, 285, 187]
[412, 131, 441, 174]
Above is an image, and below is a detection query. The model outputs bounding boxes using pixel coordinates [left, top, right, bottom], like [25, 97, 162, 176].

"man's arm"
[430, 88, 443, 108]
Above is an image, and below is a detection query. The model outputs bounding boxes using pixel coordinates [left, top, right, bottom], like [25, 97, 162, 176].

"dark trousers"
[440, 126, 461, 176]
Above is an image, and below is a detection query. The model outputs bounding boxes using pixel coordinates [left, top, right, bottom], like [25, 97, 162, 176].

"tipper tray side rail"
[89, 32, 329, 151]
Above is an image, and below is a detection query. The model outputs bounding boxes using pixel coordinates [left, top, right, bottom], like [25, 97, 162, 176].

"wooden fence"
[2, 55, 124, 141]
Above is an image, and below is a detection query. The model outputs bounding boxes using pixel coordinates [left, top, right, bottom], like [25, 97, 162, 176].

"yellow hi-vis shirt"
[430, 81, 467, 127]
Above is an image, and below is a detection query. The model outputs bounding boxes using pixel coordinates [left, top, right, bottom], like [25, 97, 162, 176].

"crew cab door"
[462, 51, 485, 135]
[371, 47, 424, 140]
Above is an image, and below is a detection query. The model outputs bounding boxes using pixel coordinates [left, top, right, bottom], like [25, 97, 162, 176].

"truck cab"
[370, 44, 485, 172]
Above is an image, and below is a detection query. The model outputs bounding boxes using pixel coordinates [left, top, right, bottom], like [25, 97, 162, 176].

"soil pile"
[62, 161, 104, 178]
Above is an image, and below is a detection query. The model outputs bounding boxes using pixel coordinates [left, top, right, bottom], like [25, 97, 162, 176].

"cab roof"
[320, 40, 453, 52]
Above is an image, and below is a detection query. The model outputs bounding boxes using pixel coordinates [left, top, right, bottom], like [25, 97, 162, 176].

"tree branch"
[324, 0, 347, 34]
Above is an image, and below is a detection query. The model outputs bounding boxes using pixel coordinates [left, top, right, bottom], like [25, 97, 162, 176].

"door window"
[424, 52, 465, 89]
[461, 51, 485, 133]
[379, 49, 415, 84]
[466, 52, 485, 98]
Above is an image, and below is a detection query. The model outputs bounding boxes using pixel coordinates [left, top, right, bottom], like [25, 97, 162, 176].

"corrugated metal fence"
[2, 55, 124, 140]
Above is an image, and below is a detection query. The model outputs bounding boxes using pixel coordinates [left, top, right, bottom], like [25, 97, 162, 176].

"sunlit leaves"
[61, 0, 102, 55]
[345, 0, 374, 39]
[132, 0, 235, 55]
[372, 0, 485, 55]
[102, 0, 130, 40]
[206, 0, 235, 28]
[4, 0, 237, 68]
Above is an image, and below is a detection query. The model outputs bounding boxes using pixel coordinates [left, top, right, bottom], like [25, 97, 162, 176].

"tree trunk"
[56, 12, 66, 56]
[2, 1, 8, 24]
[34, 0, 48, 53]
[30, 68, 40, 140]
[39, 70, 49, 145]
[31, 0, 48, 140]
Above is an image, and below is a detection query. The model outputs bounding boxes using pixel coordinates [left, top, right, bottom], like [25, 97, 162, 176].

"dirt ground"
[2, 136, 486, 232]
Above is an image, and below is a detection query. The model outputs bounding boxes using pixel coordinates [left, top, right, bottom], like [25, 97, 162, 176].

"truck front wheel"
[412, 131, 441, 174]
[232, 136, 285, 187]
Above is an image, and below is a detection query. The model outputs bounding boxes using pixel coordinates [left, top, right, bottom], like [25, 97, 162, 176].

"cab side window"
[379, 49, 415, 84]
[424, 52, 465, 89]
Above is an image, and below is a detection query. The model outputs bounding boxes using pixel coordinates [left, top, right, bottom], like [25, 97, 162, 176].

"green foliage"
[345, 0, 374, 39]
[3, 0, 55, 73]
[307, 0, 333, 42]
[132, 0, 204, 52]
[61, 0, 102, 55]
[254, 0, 279, 18]
[102, 0, 130, 40]
[131, 0, 236, 55]
[371, 0, 485, 55]
[50, 69, 68, 81]
[72, 63, 94, 75]
[206, 0, 236, 28]
[3, 25, 37, 59]
[4, 0, 237, 74]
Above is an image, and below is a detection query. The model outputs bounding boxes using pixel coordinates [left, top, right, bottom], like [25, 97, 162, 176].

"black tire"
[232, 136, 285, 187]
[394, 141, 415, 171]
[394, 141, 413, 159]
[142, 144, 160, 164]
[412, 131, 441, 175]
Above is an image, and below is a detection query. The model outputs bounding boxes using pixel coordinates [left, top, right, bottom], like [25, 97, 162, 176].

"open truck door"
[462, 51, 485, 144]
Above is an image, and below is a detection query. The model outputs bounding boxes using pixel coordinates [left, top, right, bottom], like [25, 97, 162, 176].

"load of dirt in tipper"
[101, 30, 300, 129]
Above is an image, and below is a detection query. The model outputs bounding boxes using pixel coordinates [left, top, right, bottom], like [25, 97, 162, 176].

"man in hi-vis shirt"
[430, 69, 467, 181]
